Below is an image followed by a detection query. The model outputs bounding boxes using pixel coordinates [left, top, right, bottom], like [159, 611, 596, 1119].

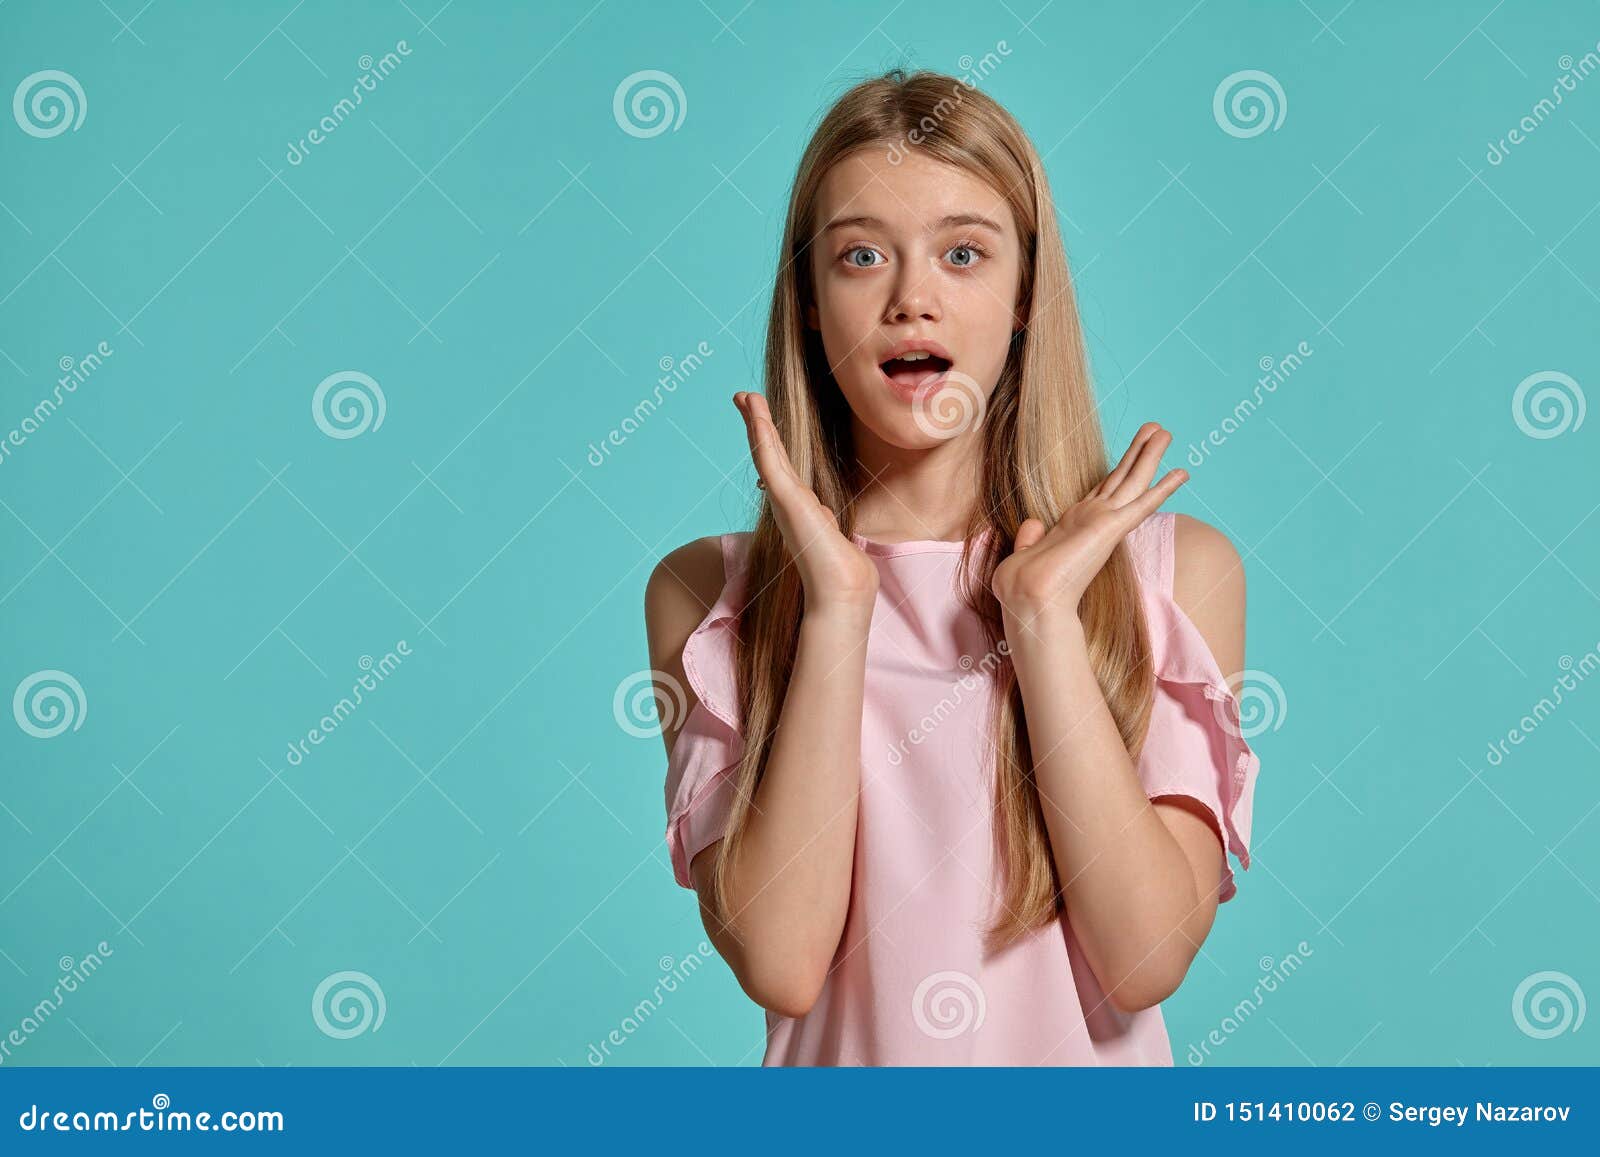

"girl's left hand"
[992, 423, 1188, 631]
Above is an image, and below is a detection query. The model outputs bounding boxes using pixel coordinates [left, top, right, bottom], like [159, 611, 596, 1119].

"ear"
[805, 303, 819, 329]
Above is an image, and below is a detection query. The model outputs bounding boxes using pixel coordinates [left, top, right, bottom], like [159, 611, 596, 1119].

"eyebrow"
[820, 212, 1005, 236]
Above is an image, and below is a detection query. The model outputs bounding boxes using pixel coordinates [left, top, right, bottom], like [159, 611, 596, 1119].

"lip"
[877, 337, 954, 402]
[878, 337, 953, 364]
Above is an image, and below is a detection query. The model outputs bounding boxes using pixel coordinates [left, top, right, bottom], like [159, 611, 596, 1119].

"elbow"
[737, 961, 825, 1020]
[1103, 955, 1192, 1014]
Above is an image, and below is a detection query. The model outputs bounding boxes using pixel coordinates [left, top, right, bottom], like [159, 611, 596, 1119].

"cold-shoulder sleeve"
[663, 533, 749, 889]
[1129, 512, 1261, 903]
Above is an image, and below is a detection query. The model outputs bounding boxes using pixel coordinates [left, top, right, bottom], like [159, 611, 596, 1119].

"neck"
[848, 420, 983, 541]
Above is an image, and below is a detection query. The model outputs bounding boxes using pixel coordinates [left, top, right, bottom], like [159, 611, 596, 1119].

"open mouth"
[879, 352, 953, 391]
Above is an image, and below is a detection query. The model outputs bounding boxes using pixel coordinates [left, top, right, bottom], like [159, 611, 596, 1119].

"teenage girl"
[645, 69, 1261, 1066]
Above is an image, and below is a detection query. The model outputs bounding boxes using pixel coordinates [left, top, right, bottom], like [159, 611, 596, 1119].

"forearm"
[1008, 613, 1203, 1005]
[721, 603, 869, 998]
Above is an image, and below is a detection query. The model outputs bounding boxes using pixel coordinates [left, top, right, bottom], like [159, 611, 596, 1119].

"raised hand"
[992, 422, 1187, 633]
[734, 391, 879, 615]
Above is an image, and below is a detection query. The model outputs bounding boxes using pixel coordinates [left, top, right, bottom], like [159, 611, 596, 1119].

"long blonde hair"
[710, 68, 1155, 955]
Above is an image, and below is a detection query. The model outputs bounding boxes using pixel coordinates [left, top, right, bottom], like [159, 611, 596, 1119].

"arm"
[1006, 514, 1244, 1013]
[992, 424, 1244, 1012]
[644, 391, 878, 1019]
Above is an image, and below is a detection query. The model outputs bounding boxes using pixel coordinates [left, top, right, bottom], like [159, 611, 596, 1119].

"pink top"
[662, 509, 1261, 1066]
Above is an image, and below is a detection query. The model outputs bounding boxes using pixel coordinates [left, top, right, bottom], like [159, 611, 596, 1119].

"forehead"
[814, 147, 1014, 237]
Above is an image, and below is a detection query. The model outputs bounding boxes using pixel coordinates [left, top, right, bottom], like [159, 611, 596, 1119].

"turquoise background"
[1, 0, 1596, 1067]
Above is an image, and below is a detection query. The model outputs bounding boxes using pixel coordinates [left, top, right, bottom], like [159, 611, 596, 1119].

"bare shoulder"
[1170, 513, 1245, 678]
[643, 535, 729, 754]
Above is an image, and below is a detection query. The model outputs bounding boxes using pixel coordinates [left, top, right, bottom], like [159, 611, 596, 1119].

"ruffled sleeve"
[1129, 512, 1261, 903]
[663, 533, 750, 889]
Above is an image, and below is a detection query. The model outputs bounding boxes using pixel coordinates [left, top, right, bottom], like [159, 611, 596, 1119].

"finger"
[1106, 427, 1172, 506]
[1014, 517, 1048, 552]
[1119, 467, 1188, 526]
[1095, 422, 1161, 498]
[740, 392, 802, 495]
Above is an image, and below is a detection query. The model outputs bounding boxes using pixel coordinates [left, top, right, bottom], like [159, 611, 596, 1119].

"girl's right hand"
[734, 391, 879, 615]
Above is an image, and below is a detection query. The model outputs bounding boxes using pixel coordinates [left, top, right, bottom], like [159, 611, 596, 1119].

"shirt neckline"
[848, 525, 995, 557]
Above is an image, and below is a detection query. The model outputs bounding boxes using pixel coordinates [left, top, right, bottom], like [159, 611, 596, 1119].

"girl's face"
[806, 147, 1025, 450]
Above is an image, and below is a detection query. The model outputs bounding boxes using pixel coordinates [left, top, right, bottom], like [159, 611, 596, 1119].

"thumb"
[1014, 517, 1047, 552]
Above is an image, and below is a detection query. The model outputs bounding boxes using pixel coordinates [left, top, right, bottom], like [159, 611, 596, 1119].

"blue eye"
[947, 244, 983, 267]
[844, 246, 882, 268]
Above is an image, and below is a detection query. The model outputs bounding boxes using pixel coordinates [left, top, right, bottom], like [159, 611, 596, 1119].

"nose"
[887, 261, 940, 324]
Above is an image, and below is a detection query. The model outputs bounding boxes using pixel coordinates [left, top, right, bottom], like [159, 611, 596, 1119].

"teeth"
[896, 351, 933, 361]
